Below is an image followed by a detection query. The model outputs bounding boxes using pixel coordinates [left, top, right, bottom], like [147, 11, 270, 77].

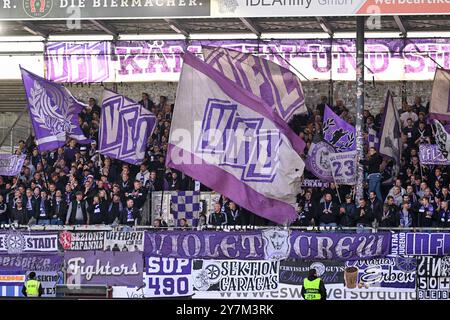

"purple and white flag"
[379, 90, 402, 169]
[305, 141, 334, 182]
[202, 46, 307, 122]
[429, 68, 450, 121]
[368, 127, 380, 150]
[323, 105, 356, 152]
[328, 151, 357, 185]
[0, 154, 25, 176]
[20, 67, 90, 152]
[419, 144, 450, 165]
[433, 119, 450, 160]
[166, 53, 305, 225]
[98, 89, 156, 165]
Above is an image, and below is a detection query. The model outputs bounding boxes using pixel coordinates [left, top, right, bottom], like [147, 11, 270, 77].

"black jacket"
[379, 204, 399, 228]
[361, 153, 383, 174]
[355, 205, 374, 226]
[119, 207, 141, 226]
[368, 199, 383, 222]
[36, 198, 52, 220]
[106, 202, 123, 224]
[317, 201, 339, 225]
[225, 208, 243, 226]
[88, 202, 106, 225]
[51, 199, 67, 221]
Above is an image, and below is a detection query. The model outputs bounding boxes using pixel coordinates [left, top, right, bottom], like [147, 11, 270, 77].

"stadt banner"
[417, 256, 450, 300]
[44, 39, 450, 83]
[64, 251, 143, 287]
[0, 231, 58, 254]
[192, 260, 279, 292]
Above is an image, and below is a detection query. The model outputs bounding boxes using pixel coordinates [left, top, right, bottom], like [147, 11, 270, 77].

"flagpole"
[355, 17, 366, 202]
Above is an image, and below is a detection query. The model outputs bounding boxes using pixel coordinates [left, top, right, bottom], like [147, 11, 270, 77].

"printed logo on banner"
[192, 260, 279, 292]
[307, 142, 334, 181]
[104, 231, 144, 252]
[0, 231, 58, 253]
[417, 256, 450, 300]
[23, 0, 53, 18]
[4, 230, 26, 254]
[262, 228, 290, 260]
[59, 231, 105, 251]
[279, 259, 345, 285]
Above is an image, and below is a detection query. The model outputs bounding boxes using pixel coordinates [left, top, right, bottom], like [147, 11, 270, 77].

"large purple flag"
[167, 53, 305, 225]
[0, 154, 25, 176]
[323, 105, 356, 152]
[429, 68, 450, 121]
[98, 89, 156, 165]
[202, 46, 306, 154]
[20, 67, 90, 152]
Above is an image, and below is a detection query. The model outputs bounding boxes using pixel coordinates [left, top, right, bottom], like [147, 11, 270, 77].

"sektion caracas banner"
[144, 230, 391, 261]
[64, 251, 143, 287]
[42, 39, 450, 83]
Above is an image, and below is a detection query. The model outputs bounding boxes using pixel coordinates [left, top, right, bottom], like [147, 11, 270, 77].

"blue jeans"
[50, 218, 63, 225]
[39, 219, 50, 225]
[368, 173, 382, 201]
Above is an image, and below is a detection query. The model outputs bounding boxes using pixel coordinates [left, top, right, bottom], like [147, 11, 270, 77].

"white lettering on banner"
[328, 151, 357, 185]
[417, 256, 450, 300]
[67, 257, 139, 280]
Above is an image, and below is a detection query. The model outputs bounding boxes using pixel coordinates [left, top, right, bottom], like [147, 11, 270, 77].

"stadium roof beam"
[19, 21, 49, 38]
[90, 20, 119, 38]
[239, 18, 261, 37]
[316, 17, 334, 36]
[164, 19, 190, 38]
[393, 15, 407, 36]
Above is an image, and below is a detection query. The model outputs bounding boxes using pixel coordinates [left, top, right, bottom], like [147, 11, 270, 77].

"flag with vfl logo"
[20, 67, 90, 152]
[98, 89, 156, 165]
[429, 68, 450, 121]
[323, 105, 356, 152]
[202, 46, 306, 153]
[166, 53, 304, 225]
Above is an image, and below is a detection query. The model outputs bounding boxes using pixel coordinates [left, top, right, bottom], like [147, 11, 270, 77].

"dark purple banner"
[64, 251, 143, 286]
[144, 230, 391, 261]
[0, 254, 62, 272]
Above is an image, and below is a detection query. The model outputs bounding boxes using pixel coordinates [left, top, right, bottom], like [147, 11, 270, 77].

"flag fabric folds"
[368, 127, 380, 150]
[433, 119, 450, 159]
[171, 191, 201, 227]
[166, 52, 305, 225]
[98, 89, 157, 165]
[323, 105, 356, 152]
[202, 46, 307, 122]
[0, 154, 26, 176]
[429, 68, 450, 121]
[379, 90, 402, 169]
[20, 67, 90, 152]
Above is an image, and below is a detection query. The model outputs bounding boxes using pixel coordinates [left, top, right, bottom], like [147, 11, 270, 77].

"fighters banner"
[104, 231, 144, 252]
[58, 231, 105, 251]
[391, 232, 450, 256]
[328, 151, 357, 185]
[0, 154, 25, 176]
[417, 256, 450, 300]
[0, 231, 58, 254]
[419, 144, 450, 165]
[192, 260, 279, 292]
[65, 251, 143, 287]
[144, 230, 391, 261]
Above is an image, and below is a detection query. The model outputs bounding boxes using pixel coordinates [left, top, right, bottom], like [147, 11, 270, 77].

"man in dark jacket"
[317, 193, 339, 227]
[65, 191, 89, 225]
[10, 199, 27, 225]
[361, 147, 383, 201]
[88, 196, 105, 225]
[301, 268, 327, 301]
[355, 198, 374, 231]
[208, 203, 227, 226]
[106, 194, 123, 224]
[368, 191, 383, 224]
[339, 194, 356, 227]
[36, 190, 52, 225]
[119, 199, 141, 226]
[225, 201, 242, 226]
[379, 196, 399, 228]
[51, 190, 67, 225]
[127, 180, 146, 210]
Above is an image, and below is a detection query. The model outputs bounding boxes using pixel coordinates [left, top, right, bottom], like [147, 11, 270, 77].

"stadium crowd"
[0, 91, 446, 229]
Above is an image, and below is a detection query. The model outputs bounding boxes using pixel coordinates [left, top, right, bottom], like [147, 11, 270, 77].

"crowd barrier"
[0, 228, 448, 300]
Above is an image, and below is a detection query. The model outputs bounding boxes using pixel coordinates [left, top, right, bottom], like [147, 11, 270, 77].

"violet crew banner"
[391, 232, 450, 256]
[417, 256, 450, 300]
[202, 46, 306, 122]
[64, 251, 143, 287]
[0, 154, 25, 176]
[144, 231, 391, 260]
[20, 67, 90, 152]
[167, 52, 305, 225]
[328, 151, 357, 185]
[323, 105, 356, 152]
[419, 144, 450, 165]
[45, 39, 450, 84]
[0, 231, 58, 254]
[99, 89, 157, 165]
[192, 260, 279, 292]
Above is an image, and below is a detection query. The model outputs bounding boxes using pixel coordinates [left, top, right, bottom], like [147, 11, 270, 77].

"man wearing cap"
[302, 268, 327, 301]
[22, 272, 43, 297]
[66, 191, 90, 225]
